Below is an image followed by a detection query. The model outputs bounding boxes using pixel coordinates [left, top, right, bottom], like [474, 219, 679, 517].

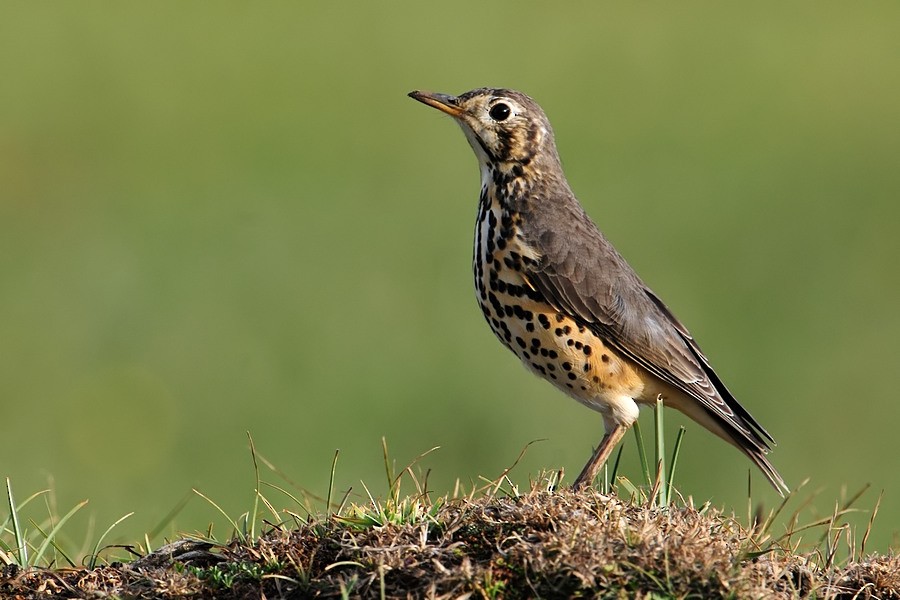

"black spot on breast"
[567, 372, 577, 381]
[583, 345, 592, 356]
[538, 314, 550, 329]
[516, 337, 526, 349]
[601, 354, 610, 363]
[562, 362, 571, 371]
[525, 288, 543, 302]
[488, 292, 503, 315]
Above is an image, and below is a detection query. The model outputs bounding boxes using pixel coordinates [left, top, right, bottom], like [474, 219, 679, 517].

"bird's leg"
[572, 424, 628, 490]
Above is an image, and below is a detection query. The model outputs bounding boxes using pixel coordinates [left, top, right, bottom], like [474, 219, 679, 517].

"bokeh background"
[3, 3, 899, 553]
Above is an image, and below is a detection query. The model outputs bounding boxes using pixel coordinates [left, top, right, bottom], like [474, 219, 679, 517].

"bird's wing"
[518, 198, 775, 451]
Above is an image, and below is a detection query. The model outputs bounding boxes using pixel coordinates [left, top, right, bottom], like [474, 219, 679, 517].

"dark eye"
[489, 103, 511, 121]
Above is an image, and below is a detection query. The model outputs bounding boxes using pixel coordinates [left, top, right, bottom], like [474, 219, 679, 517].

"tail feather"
[689, 344, 788, 496]
[669, 391, 789, 497]
[744, 444, 790, 497]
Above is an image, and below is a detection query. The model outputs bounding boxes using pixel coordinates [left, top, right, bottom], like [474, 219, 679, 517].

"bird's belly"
[473, 243, 646, 425]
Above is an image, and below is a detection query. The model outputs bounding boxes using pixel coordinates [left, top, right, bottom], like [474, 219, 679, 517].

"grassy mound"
[2, 486, 897, 599]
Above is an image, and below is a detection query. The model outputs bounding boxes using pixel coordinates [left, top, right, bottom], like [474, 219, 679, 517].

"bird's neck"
[479, 162, 531, 213]
[479, 158, 566, 215]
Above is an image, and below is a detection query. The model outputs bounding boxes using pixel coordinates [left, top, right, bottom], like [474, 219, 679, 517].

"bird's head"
[409, 88, 559, 169]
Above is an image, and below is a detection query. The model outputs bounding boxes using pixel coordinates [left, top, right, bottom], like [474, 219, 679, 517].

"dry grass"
[2, 486, 897, 599]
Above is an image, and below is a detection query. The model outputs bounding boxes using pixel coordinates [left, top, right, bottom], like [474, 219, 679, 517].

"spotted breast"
[472, 164, 650, 428]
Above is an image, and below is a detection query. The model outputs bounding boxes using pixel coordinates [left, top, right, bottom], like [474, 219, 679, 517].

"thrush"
[408, 87, 788, 495]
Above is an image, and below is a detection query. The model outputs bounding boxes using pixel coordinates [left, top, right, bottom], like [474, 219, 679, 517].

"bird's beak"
[408, 90, 465, 118]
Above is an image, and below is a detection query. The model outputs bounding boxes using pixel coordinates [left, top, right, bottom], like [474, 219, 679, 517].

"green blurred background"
[2, 3, 899, 553]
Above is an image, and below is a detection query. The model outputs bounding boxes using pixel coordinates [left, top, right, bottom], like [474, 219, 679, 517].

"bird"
[408, 87, 789, 495]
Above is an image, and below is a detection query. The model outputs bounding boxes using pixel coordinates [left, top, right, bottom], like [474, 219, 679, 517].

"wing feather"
[518, 197, 775, 452]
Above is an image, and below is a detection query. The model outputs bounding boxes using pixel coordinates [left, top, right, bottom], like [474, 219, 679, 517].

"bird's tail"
[670, 397, 790, 497]
[737, 437, 790, 497]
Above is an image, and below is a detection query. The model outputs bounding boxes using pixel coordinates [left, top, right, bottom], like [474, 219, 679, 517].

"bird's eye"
[489, 103, 511, 122]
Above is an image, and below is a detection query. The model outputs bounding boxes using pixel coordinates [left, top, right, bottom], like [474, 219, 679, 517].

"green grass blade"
[381, 438, 397, 504]
[632, 421, 651, 487]
[88, 512, 134, 569]
[2, 487, 49, 534]
[260, 481, 313, 517]
[247, 432, 261, 541]
[653, 397, 667, 506]
[5, 478, 27, 565]
[25, 520, 78, 568]
[31, 499, 89, 566]
[193, 489, 244, 544]
[666, 426, 686, 504]
[605, 446, 625, 495]
[610, 445, 624, 482]
[326, 449, 340, 516]
[616, 476, 643, 503]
